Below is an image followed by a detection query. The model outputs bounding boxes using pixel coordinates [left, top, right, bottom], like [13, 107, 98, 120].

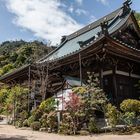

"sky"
[0, 0, 140, 45]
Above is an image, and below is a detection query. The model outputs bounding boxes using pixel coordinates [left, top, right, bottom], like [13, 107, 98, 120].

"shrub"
[40, 113, 48, 128]
[31, 108, 43, 121]
[19, 111, 28, 121]
[121, 112, 135, 126]
[31, 121, 41, 131]
[88, 118, 98, 133]
[106, 104, 120, 127]
[78, 130, 90, 135]
[58, 113, 74, 135]
[39, 97, 56, 113]
[15, 120, 23, 128]
[23, 119, 29, 127]
[27, 116, 35, 127]
[47, 111, 58, 132]
[120, 99, 140, 114]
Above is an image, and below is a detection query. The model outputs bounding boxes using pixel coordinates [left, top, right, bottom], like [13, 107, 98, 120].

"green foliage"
[40, 113, 48, 128]
[28, 97, 57, 130]
[135, 13, 140, 27]
[39, 97, 56, 113]
[31, 121, 41, 131]
[0, 87, 10, 114]
[1, 85, 29, 123]
[59, 72, 108, 135]
[106, 104, 120, 127]
[15, 120, 23, 128]
[120, 99, 140, 114]
[121, 112, 136, 126]
[23, 119, 29, 127]
[46, 111, 58, 132]
[27, 116, 35, 127]
[78, 130, 90, 135]
[0, 40, 55, 76]
[88, 118, 98, 133]
[19, 110, 28, 121]
[59, 113, 75, 135]
[0, 64, 14, 76]
[31, 108, 43, 121]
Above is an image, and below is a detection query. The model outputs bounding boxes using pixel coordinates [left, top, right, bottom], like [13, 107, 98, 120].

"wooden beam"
[113, 64, 118, 106]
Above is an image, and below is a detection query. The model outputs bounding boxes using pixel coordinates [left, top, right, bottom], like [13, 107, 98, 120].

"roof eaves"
[0, 64, 30, 82]
[113, 37, 140, 52]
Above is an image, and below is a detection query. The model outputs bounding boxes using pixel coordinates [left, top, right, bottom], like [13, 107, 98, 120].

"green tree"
[5, 85, 29, 121]
[0, 86, 10, 113]
[135, 13, 140, 27]
[59, 72, 108, 134]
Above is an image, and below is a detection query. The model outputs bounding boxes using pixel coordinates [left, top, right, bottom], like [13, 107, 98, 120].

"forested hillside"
[135, 13, 140, 27]
[0, 40, 55, 76]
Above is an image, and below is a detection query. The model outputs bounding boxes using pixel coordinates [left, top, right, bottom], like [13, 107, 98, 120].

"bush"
[19, 111, 28, 121]
[27, 116, 35, 127]
[106, 104, 120, 127]
[23, 119, 29, 127]
[78, 130, 90, 135]
[39, 97, 56, 113]
[120, 99, 140, 114]
[88, 118, 98, 133]
[40, 113, 48, 128]
[31, 108, 43, 121]
[15, 120, 23, 128]
[47, 111, 58, 132]
[121, 112, 135, 126]
[58, 113, 74, 135]
[31, 121, 41, 131]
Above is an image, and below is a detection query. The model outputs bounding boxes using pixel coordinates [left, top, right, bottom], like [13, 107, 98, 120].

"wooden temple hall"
[0, 0, 140, 108]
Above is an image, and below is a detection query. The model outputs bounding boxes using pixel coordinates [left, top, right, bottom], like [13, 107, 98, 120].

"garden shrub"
[120, 99, 140, 114]
[31, 108, 43, 121]
[27, 116, 35, 127]
[15, 120, 23, 128]
[106, 104, 120, 127]
[59, 72, 108, 135]
[31, 121, 41, 131]
[39, 97, 56, 113]
[23, 119, 29, 127]
[121, 112, 135, 126]
[40, 113, 48, 128]
[58, 113, 74, 135]
[88, 118, 98, 133]
[78, 130, 90, 135]
[46, 111, 58, 132]
[19, 110, 28, 121]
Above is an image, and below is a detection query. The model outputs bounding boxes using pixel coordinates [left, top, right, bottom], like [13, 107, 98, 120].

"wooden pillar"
[99, 62, 104, 89]
[28, 65, 31, 113]
[10, 81, 16, 126]
[79, 53, 82, 86]
[128, 65, 133, 98]
[113, 65, 118, 106]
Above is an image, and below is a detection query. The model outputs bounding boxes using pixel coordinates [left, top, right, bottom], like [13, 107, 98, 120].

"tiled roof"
[38, 5, 131, 63]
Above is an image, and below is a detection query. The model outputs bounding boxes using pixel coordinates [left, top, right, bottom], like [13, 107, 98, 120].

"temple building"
[0, 0, 140, 108]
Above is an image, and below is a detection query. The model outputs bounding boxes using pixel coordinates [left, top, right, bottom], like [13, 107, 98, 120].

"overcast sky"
[0, 0, 139, 45]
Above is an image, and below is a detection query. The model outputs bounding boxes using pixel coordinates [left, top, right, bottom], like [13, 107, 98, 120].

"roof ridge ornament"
[100, 19, 109, 35]
[61, 35, 67, 44]
[122, 0, 132, 16]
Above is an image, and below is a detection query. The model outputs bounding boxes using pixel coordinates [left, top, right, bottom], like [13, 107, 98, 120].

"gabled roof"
[38, 2, 132, 63]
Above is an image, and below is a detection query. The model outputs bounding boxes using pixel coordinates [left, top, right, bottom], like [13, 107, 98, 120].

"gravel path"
[0, 124, 140, 140]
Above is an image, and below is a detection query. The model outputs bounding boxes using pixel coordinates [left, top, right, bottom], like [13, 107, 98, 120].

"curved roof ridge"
[66, 7, 123, 41]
